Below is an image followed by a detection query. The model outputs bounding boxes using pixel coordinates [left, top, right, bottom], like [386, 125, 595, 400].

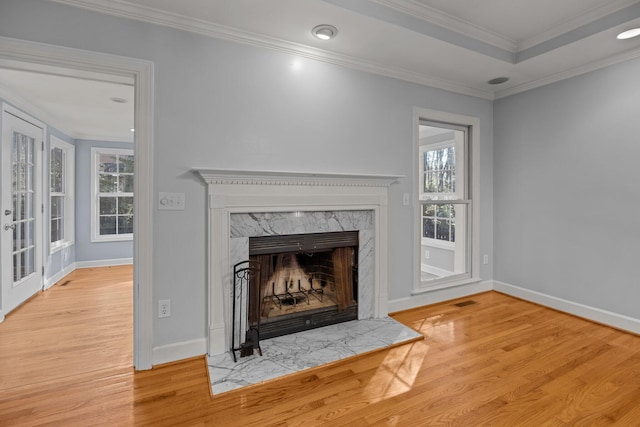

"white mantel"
[195, 169, 401, 356]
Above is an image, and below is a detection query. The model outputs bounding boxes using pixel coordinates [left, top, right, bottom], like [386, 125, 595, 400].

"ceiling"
[0, 68, 134, 142]
[2, 0, 640, 141]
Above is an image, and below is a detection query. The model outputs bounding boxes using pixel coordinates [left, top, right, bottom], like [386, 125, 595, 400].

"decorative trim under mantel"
[195, 168, 402, 187]
[194, 168, 402, 356]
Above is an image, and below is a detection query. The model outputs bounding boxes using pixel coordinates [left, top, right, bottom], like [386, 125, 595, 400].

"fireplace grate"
[258, 305, 358, 340]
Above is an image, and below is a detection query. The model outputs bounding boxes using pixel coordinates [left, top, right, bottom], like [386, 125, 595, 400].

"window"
[91, 148, 134, 241]
[50, 137, 75, 252]
[417, 115, 475, 288]
[420, 141, 458, 244]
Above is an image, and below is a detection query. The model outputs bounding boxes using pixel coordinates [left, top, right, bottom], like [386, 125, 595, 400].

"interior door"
[1, 107, 44, 315]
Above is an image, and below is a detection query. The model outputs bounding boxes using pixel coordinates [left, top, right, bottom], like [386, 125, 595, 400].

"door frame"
[0, 36, 155, 370]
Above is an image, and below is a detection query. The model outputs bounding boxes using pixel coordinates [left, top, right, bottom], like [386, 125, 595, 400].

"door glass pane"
[11, 130, 37, 283]
[26, 220, 34, 247]
[13, 223, 18, 252]
[26, 135, 34, 164]
[27, 164, 33, 190]
[26, 194, 33, 219]
[19, 136, 26, 162]
[13, 254, 19, 282]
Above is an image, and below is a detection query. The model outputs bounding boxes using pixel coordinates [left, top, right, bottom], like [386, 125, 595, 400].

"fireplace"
[248, 231, 358, 339]
[194, 169, 400, 356]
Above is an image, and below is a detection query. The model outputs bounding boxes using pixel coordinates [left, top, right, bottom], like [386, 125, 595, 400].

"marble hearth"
[195, 169, 401, 356]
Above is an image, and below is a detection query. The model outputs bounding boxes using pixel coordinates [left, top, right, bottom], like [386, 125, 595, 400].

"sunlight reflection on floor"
[363, 340, 430, 403]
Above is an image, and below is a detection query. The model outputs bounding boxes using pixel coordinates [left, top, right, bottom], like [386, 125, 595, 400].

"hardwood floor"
[1, 267, 639, 426]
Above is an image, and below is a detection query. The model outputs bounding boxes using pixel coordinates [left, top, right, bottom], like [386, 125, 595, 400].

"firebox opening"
[248, 231, 358, 339]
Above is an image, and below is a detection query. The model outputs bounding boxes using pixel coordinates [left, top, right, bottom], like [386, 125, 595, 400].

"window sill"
[91, 234, 133, 243]
[421, 238, 454, 250]
[412, 276, 481, 295]
[50, 240, 74, 254]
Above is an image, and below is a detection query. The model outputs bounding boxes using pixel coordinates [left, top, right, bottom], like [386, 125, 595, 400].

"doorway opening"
[0, 36, 154, 369]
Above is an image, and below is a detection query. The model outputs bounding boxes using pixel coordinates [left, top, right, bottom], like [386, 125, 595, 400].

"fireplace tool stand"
[231, 260, 262, 362]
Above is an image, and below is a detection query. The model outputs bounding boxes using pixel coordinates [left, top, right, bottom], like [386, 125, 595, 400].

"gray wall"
[0, 0, 494, 349]
[74, 139, 134, 263]
[494, 58, 640, 318]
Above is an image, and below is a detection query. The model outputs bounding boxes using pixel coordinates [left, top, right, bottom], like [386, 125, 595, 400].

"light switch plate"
[159, 192, 185, 210]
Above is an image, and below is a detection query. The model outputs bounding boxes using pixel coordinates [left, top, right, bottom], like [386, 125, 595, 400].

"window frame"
[90, 147, 134, 242]
[49, 136, 75, 253]
[413, 109, 480, 293]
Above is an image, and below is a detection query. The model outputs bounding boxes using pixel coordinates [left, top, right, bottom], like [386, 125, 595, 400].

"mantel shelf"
[193, 168, 403, 187]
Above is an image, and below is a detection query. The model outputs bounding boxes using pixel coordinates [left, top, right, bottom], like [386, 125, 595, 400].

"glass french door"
[1, 107, 43, 316]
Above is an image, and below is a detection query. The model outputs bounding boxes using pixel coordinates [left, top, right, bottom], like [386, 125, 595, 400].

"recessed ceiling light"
[488, 77, 509, 85]
[617, 28, 640, 40]
[130, 128, 135, 132]
[312, 25, 338, 41]
[110, 97, 128, 103]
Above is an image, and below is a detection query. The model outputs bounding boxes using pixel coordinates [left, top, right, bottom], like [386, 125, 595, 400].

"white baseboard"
[152, 338, 207, 366]
[388, 280, 493, 313]
[493, 280, 640, 335]
[44, 262, 77, 290]
[76, 258, 133, 269]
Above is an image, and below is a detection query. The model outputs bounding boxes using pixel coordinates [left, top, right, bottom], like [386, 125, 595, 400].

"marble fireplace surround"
[195, 169, 401, 356]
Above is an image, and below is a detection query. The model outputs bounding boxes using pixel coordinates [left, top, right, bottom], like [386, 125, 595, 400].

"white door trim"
[1, 104, 45, 314]
[0, 36, 155, 370]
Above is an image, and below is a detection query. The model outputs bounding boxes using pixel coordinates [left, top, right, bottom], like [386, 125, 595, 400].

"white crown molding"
[49, 0, 494, 99]
[518, 0, 640, 51]
[495, 47, 640, 99]
[194, 169, 403, 188]
[372, 0, 518, 52]
[377, 0, 640, 53]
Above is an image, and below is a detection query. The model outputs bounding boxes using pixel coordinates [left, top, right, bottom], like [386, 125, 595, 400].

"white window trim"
[413, 108, 480, 293]
[91, 147, 134, 242]
[49, 136, 75, 253]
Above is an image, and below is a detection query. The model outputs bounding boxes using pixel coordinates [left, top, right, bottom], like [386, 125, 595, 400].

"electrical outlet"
[158, 299, 171, 318]
[424, 250, 430, 259]
[483, 254, 489, 265]
[403, 193, 409, 206]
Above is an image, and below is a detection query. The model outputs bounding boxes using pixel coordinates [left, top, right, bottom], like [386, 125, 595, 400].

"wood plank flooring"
[1, 267, 639, 426]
